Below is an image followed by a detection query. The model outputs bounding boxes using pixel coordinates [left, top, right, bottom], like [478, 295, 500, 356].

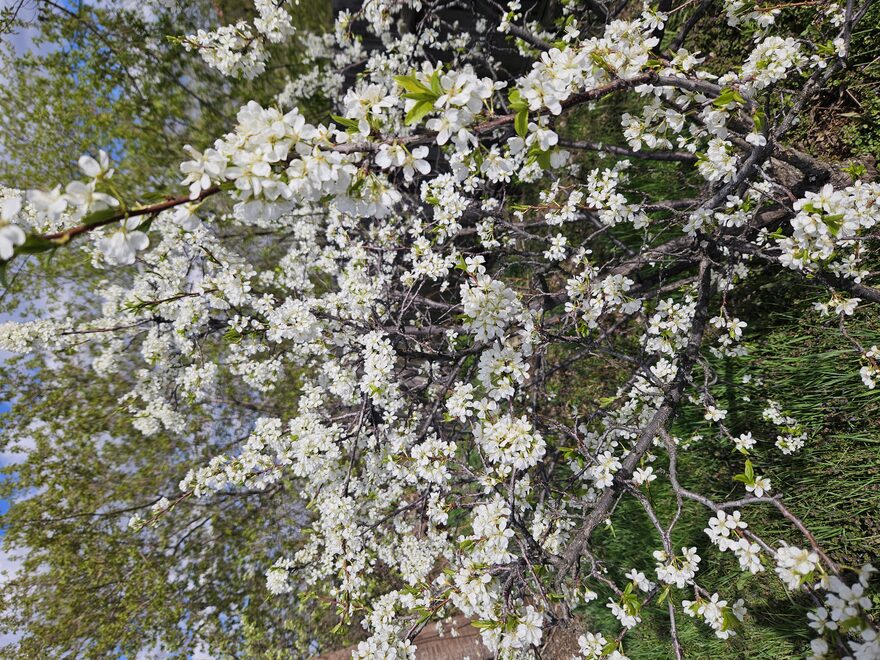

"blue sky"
[0, 401, 17, 644]
[0, 402, 9, 535]
[0, 401, 9, 523]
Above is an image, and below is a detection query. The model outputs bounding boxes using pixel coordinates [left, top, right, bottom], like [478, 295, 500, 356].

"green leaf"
[713, 87, 744, 108]
[735, 571, 752, 590]
[535, 149, 553, 170]
[744, 459, 755, 482]
[0, 260, 8, 288]
[656, 585, 671, 605]
[508, 88, 528, 112]
[602, 640, 619, 654]
[753, 110, 766, 132]
[394, 75, 431, 95]
[136, 191, 173, 204]
[402, 91, 438, 103]
[721, 607, 738, 632]
[842, 162, 867, 178]
[514, 108, 529, 138]
[823, 213, 845, 234]
[559, 445, 577, 460]
[331, 114, 360, 130]
[429, 70, 442, 97]
[406, 99, 435, 126]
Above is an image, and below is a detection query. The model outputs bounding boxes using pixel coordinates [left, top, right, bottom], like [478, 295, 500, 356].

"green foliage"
[842, 90, 880, 157]
[510, 88, 530, 138]
[841, 3, 880, 158]
[0, 320, 360, 656]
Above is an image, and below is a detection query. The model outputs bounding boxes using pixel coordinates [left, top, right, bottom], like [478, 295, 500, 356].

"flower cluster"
[474, 414, 545, 472]
[774, 544, 820, 590]
[807, 565, 877, 659]
[183, 0, 297, 78]
[762, 400, 807, 454]
[460, 276, 522, 342]
[778, 182, 880, 280]
[705, 510, 763, 574]
[0, 193, 25, 260]
[682, 593, 746, 639]
[653, 547, 701, 588]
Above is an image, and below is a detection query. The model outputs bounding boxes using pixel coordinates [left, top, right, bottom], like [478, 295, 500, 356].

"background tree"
[1, 0, 333, 656]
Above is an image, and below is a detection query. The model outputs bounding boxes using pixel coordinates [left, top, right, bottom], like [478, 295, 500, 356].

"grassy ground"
[546, 269, 880, 657]
[548, 11, 880, 653]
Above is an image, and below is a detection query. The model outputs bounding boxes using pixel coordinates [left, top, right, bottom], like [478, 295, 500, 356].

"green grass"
[557, 267, 880, 657]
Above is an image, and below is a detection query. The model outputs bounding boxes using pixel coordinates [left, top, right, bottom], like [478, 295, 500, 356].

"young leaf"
[402, 91, 438, 103]
[406, 99, 434, 126]
[713, 88, 745, 108]
[394, 75, 431, 95]
[330, 114, 360, 130]
[508, 88, 528, 112]
[657, 585, 671, 605]
[514, 108, 529, 138]
[429, 70, 443, 97]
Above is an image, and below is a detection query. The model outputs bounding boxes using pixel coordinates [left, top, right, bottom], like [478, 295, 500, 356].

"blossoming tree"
[1, 0, 879, 657]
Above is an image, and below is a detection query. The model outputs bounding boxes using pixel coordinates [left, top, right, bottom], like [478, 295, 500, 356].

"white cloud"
[0, 545, 23, 647]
